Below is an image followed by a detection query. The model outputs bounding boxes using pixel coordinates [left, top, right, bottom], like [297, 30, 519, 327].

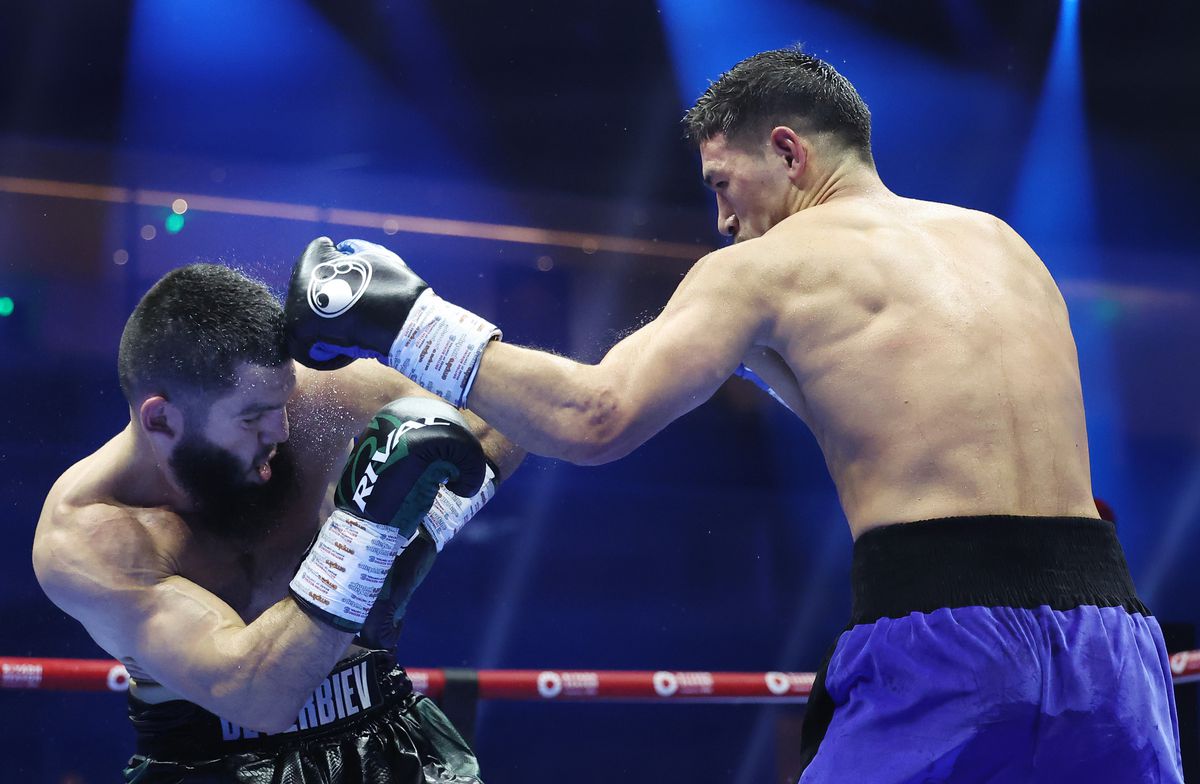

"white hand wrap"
[289, 509, 404, 630]
[421, 463, 497, 552]
[388, 289, 501, 408]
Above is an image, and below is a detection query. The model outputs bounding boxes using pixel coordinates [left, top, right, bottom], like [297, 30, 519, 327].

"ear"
[138, 395, 185, 444]
[770, 126, 806, 179]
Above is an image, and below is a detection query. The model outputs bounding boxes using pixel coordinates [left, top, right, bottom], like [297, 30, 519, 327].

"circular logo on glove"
[307, 258, 373, 318]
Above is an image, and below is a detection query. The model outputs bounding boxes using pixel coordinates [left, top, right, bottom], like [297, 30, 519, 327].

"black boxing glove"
[286, 237, 500, 407]
[289, 397, 487, 632]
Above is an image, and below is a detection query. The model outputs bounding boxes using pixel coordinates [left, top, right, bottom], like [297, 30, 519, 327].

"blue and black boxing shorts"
[797, 516, 1184, 783]
[123, 650, 482, 783]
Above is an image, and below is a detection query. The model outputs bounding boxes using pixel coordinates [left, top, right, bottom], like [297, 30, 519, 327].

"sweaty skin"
[33, 359, 521, 733]
[465, 130, 1097, 538]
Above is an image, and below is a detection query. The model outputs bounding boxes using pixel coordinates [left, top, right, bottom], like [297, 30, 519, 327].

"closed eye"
[238, 405, 283, 425]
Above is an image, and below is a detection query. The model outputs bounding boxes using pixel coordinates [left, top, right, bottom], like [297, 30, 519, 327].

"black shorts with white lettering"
[123, 650, 481, 783]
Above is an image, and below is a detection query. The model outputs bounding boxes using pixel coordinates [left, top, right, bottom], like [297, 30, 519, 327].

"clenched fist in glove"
[286, 238, 500, 408]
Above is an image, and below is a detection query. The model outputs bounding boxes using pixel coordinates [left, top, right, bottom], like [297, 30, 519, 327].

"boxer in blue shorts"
[282, 47, 1183, 781]
[797, 516, 1180, 782]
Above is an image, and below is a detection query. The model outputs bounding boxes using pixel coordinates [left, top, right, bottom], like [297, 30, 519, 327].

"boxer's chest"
[171, 385, 351, 622]
[174, 494, 329, 622]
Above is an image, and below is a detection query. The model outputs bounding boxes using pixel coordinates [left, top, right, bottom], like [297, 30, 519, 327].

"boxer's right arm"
[284, 237, 769, 464]
[36, 507, 354, 734]
[35, 398, 487, 733]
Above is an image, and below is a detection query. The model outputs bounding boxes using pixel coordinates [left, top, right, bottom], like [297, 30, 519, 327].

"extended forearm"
[285, 239, 635, 464]
[469, 342, 624, 464]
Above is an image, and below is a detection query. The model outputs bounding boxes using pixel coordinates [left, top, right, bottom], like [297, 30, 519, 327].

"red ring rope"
[0, 657, 131, 693]
[0, 657, 812, 701]
[4, 652, 1199, 700]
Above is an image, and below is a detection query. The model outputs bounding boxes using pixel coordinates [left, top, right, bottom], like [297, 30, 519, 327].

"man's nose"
[716, 197, 738, 238]
[264, 409, 290, 444]
[719, 214, 739, 239]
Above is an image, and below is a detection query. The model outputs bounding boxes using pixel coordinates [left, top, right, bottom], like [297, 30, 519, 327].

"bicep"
[51, 544, 250, 700]
[598, 253, 764, 448]
[307, 359, 427, 431]
[63, 547, 333, 727]
[132, 576, 253, 695]
[39, 508, 243, 683]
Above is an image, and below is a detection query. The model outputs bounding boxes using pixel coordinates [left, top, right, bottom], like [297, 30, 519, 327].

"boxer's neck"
[793, 156, 890, 213]
[114, 422, 193, 513]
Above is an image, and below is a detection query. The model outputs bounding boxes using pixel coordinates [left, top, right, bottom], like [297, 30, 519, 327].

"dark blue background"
[2, 1, 1198, 781]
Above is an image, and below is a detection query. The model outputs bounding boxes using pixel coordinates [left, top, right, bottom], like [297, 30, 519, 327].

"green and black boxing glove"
[355, 458, 500, 653]
[289, 397, 487, 632]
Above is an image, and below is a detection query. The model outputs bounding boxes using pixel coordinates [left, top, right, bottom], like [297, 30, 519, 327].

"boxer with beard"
[33, 263, 522, 782]
[168, 427, 298, 544]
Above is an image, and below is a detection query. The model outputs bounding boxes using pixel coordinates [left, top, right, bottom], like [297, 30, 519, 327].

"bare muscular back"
[744, 195, 1097, 534]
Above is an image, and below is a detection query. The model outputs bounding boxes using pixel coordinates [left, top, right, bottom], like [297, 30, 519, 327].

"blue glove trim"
[337, 238, 382, 255]
[310, 341, 385, 363]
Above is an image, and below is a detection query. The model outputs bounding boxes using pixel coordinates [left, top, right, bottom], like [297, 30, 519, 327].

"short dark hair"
[683, 46, 872, 160]
[118, 264, 288, 407]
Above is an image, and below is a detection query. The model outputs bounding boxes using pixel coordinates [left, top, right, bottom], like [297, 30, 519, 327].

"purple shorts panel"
[799, 605, 1183, 783]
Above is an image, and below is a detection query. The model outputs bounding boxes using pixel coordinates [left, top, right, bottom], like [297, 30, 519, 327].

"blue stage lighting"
[122, 0, 461, 178]
[1011, 2, 1135, 558]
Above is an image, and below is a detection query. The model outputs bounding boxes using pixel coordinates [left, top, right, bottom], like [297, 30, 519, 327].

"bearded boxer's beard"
[169, 435, 298, 543]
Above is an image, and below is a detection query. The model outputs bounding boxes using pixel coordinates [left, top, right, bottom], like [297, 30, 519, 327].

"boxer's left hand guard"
[354, 463, 498, 652]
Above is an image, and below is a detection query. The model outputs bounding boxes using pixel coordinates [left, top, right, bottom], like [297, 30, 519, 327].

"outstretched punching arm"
[286, 238, 766, 464]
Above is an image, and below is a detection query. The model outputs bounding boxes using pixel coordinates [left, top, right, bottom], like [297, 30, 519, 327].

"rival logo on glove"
[351, 416, 449, 513]
[307, 258, 374, 319]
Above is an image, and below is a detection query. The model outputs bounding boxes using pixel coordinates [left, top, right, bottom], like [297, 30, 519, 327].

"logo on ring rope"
[537, 671, 563, 699]
[766, 672, 794, 695]
[307, 258, 373, 318]
[107, 664, 130, 692]
[652, 671, 678, 697]
[764, 671, 814, 696]
[1, 662, 42, 688]
[535, 671, 600, 699]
